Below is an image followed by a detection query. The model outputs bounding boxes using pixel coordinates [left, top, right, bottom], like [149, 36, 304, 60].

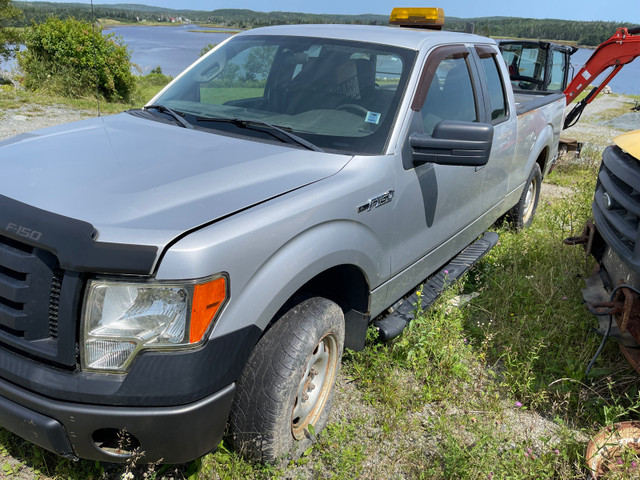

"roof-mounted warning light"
[389, 7, 445, 30]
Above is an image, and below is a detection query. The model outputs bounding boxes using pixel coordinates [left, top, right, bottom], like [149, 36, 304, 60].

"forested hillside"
[446, 16, 634, 47]
[10, 1, 640, 46]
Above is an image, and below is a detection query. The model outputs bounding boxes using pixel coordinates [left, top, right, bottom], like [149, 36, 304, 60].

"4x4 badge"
[357, 190, 394, 213]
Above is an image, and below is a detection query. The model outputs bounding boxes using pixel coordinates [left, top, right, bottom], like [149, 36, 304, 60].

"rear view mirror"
[283, 52, 309, 65]
[409, 120, 493, 167]
[193, 50, 227, 83]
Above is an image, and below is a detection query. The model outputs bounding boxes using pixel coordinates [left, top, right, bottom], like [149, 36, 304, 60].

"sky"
[38, 0, 640, 23]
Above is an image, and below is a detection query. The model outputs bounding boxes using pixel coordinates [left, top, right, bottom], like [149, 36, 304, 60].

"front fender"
[212, 219, 384, 338]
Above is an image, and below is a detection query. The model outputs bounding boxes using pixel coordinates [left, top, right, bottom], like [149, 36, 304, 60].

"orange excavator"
[564, 26, 640, 129]
[499, 26, 640, 129]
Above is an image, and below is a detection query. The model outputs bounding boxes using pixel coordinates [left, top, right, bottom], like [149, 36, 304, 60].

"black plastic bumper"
[0, 375, 235, 464]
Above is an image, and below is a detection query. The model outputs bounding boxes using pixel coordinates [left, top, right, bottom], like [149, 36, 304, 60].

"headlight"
[82, 275, 227, 372]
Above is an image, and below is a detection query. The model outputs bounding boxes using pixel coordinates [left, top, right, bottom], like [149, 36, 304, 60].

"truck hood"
[0, 113, 351, 249]
[614, 129, 640, 160]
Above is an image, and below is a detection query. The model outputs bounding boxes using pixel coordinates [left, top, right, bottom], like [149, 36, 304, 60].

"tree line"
[6, 2, 640, 47]
[446, 16, 637, 46]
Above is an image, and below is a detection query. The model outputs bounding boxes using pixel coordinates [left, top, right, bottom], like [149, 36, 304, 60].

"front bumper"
[0, 374, 235, 463]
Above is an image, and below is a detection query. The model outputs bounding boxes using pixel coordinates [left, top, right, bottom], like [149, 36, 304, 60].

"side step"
[374, 231, 499, 341]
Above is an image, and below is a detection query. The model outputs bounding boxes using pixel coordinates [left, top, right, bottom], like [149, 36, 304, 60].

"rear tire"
[229, 297, 345, 464]
[508, 163, 541, 230]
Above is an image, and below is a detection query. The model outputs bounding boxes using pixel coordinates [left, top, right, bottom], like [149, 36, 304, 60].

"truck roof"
[237, 24, 494, 50]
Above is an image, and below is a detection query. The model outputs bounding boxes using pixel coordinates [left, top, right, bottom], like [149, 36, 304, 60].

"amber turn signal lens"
[190, 277, 227, 343]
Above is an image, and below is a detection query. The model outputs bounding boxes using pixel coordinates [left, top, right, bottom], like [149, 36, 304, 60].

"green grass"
[188, 30, 240, 34]
[2, 91, 640, 478]
[0, 72, 173, 118]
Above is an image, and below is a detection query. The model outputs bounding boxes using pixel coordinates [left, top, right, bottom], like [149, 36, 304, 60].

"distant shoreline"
[98, 19, 245, 31]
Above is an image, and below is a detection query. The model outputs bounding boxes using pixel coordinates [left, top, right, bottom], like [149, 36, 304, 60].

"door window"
[420, 55, 478, 135]
[479, 54, 508, 123]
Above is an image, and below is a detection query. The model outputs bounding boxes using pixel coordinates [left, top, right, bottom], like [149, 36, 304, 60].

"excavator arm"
[564, 26, 640, 129]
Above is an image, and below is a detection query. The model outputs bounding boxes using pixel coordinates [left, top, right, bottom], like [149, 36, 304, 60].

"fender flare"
[211, 219, 385, 339]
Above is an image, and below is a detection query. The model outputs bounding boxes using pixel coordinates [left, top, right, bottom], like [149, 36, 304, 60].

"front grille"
[0, 234, 80, 367]
[594, 145, 640, 272]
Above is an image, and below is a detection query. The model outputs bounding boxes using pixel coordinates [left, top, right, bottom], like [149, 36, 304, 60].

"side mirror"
[409, 120, 493, 167]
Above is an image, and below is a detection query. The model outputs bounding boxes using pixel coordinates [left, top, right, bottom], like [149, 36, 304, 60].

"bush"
[17, 17, 136, 102]
[199, 43, 217, 57]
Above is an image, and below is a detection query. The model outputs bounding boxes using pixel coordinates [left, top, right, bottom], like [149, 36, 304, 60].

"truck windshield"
[152, 35, 416, 154]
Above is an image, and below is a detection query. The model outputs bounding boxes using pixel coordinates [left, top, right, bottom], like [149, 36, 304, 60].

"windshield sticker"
[365, 111, 381, 124]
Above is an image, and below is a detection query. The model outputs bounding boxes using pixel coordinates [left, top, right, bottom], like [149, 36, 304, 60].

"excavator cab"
[499, 41, 577, 93]
[502, 25, 640, 130]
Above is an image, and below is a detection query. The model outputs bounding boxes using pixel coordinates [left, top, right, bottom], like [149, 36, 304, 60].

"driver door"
[387, 45, 488, 302]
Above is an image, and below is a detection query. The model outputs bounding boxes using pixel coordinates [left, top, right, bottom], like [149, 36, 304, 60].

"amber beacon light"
[389, 7, 445, 29]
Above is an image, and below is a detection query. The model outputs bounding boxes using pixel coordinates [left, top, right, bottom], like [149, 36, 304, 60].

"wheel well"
[264, 265, 370, 351]
[297, 265, 369, 313]
[298, 265, 370, 351]
[536, 147, 548, 176]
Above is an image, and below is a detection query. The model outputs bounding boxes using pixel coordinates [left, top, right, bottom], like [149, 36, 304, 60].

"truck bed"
[514, 92, 566, 116]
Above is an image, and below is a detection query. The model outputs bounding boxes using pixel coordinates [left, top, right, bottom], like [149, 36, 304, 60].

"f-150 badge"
[5, 222, 43, 241]
[358, 190, 394, 213]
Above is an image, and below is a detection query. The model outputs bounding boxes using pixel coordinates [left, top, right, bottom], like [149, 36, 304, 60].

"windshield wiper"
[143, 104, 194, 129]
[195, 116, 324, 152]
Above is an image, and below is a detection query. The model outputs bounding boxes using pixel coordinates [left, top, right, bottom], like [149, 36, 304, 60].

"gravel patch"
[606, 112, 640, 130]
[563, 94, 638, 150]
[0, 104, 94, 141]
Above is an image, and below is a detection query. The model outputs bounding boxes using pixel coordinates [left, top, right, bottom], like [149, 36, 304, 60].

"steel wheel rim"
[291, 332, 338, 439]
[522, 176, 538, 224]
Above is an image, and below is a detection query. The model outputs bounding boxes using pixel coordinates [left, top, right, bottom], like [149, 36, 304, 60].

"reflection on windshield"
[152, 34, 415, 154]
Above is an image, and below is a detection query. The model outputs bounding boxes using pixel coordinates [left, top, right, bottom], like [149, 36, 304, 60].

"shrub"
[17, 17, 136, 102]
[199, 42, 217, 57]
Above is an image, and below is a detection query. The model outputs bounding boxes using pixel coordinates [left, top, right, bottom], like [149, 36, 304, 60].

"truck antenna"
[90, 0, 101, 117]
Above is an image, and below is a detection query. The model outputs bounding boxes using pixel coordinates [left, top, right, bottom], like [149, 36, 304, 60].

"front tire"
[508, 163, 542, 230]
[229, 297, 345, 463]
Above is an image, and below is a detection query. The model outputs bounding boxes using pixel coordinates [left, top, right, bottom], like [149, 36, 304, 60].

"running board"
[374, 231, 499, 341]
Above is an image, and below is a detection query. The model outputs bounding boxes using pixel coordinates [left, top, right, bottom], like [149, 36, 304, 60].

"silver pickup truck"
[0, 19, 565, 464]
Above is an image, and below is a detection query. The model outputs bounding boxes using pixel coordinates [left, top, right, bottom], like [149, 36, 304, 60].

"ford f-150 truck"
[0, 10, 566, 464]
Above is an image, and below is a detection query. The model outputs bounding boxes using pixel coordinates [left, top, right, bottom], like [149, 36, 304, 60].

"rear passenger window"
[420, 56, 478, 135]
[479, 54, 508, 123]
[375, 54, 403, 92]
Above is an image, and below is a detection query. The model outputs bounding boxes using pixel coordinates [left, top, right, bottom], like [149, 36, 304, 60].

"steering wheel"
[510, 75, 544, 90]
[336, 104, 369, 116]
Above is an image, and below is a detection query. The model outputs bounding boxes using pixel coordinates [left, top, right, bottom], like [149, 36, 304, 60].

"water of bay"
[2, 25, 638, 95]
[95, 26, 640, 96]
[106, 24, 236, 76]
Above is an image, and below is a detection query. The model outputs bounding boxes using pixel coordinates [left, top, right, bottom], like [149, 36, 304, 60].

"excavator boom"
[565, 27, 640, 104]
[564, 26, 640, 128]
